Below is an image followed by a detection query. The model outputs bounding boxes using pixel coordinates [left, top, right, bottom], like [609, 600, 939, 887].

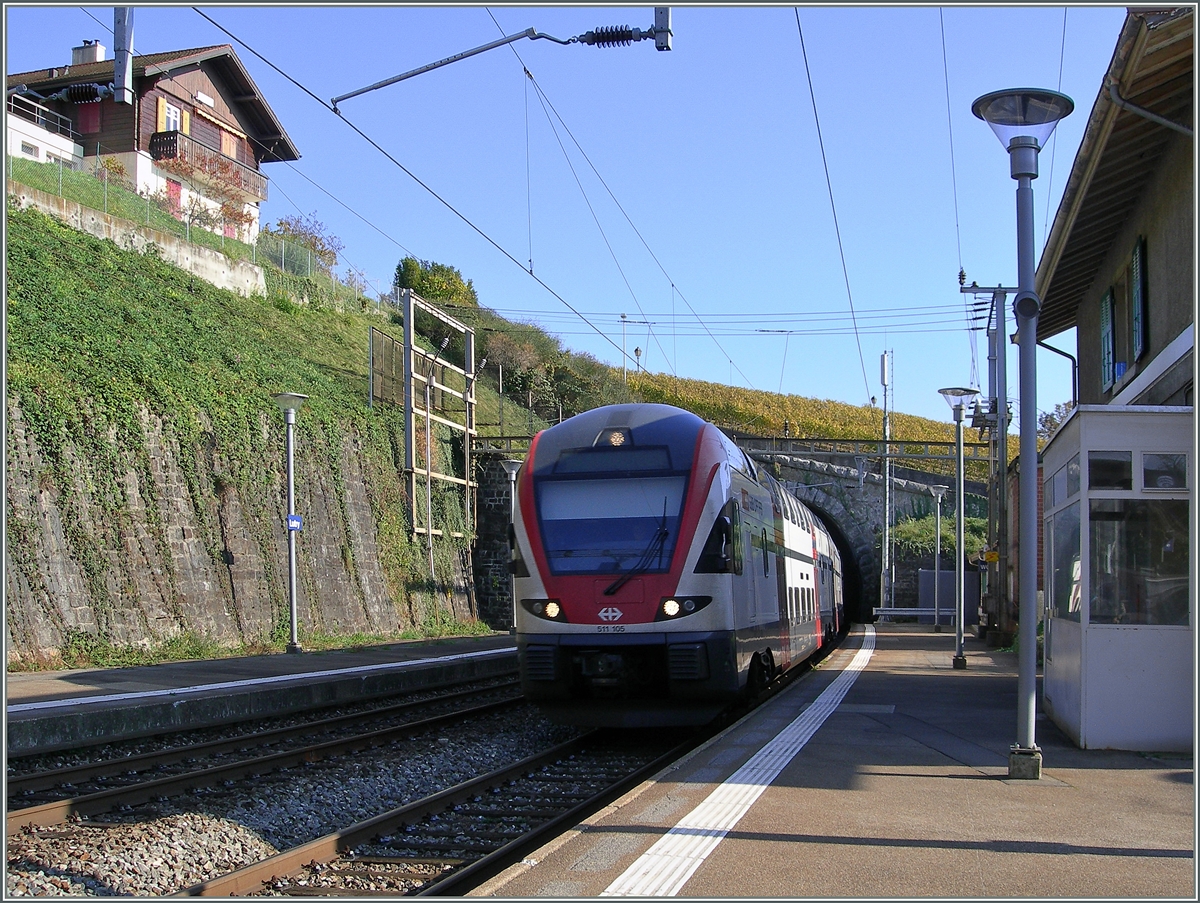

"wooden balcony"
[149, 130, 268, 202]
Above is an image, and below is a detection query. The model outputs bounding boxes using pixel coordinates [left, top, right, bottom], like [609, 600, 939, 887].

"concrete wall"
[7, 180, 266, 298]
[4, 399, 472, 665]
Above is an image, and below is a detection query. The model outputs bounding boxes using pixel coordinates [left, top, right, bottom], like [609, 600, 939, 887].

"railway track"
[178, 730, 696, 897]
[6, 680, 523, 835]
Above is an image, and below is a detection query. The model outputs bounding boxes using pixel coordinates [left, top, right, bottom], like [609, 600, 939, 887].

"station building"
[1034, 7, 1193, 750]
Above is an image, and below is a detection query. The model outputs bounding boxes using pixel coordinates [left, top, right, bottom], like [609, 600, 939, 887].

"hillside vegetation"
[6, 171, 1003, 665]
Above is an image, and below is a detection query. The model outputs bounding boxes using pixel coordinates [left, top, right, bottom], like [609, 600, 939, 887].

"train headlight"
[656, 596, 712, 621]
[521, 598, 567, 622]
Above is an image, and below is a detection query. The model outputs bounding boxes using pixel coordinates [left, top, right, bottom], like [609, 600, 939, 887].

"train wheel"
[749, 652, 771, 694]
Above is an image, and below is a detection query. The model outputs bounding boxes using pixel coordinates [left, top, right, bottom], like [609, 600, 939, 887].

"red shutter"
[78, 103, 101, 134]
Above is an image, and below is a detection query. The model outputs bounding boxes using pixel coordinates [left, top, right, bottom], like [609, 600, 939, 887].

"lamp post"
[500, 459, 523, 631]
[939, 386, 977, 670]
[621, 313, 628, 384]
[273, 392, 309, 654]
[930, 485, 947, 632]
[973, 87, 1073, 780]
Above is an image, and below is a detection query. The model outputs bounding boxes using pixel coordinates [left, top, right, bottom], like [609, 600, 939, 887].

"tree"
[394, 257, 478, 307]
[152, 154, 255, 239]
[1038, 400, 1076, 441]
[262, 212, 344, 275]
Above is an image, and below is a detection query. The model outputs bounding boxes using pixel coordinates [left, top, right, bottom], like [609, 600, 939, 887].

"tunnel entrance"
[806, 505, 870, 626]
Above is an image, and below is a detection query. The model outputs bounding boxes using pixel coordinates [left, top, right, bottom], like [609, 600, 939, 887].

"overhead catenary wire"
[939, 7, 979, 390]
[1042, 7, 1068, 245]
[192, 7, 628, 362]
[523, 59, 677, 376]
[794, 9, 872, 404]
[485, 7, 757, 390]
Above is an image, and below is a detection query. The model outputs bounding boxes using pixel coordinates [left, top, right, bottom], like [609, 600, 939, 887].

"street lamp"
[500, 458, 523, 631]
[973, 87, 1073, 780]
[273, 392, 309, 654]
[930, 485, 948, 633]
[939, 386, 978, 670]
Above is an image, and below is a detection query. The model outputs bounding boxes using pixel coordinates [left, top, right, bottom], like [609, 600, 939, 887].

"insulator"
[66, 83, 103, 103]
[584, 25, 635, 47]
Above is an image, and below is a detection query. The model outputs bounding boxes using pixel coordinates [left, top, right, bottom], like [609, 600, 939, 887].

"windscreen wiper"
[603, 498, 668, 596]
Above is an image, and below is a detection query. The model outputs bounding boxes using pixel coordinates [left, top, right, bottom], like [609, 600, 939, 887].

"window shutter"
[156, 96, 166, 132]
[1100, 289, 1114, 391]
[181, 109, 190, 135]
[1132, 238, 1146, 361]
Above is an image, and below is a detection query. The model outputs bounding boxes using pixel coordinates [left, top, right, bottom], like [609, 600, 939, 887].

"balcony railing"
[148, 130, 268, 202]
[7, 93, 78, 141]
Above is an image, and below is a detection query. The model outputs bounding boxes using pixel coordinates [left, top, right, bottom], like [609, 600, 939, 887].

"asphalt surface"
[474, 623, 1194, 898]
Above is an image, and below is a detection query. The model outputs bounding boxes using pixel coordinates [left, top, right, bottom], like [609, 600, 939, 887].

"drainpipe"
[1108, 81, 1193, 137]
[1037, 340, 1078, 407]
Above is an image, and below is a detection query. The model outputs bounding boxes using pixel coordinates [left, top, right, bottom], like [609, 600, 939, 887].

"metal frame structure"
[369, 289, 479, 577]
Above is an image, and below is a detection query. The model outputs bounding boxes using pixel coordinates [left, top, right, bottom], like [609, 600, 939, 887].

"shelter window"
[1049, 502, 1081, 622]
[1089, 499, 1188, 625]
[1143, 453, 1187, 491]
[1089, 451, 1132, 490]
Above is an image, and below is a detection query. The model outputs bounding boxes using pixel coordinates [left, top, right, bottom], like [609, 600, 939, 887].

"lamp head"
[273, 392, 309, 413]
[501, 459, 522, 479]
[938, 386, 978, 410]
[972, 88, 1073, 150]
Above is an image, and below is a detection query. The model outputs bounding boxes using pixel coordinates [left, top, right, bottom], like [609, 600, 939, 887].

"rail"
[7, 93, 77, 141]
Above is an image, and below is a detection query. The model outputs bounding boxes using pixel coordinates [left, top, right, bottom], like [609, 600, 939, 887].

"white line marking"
[7, 647, 513, 713]
[601, 625, 876, 897]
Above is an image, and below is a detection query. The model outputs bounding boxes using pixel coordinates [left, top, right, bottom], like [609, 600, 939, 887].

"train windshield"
[535, 474, 687, 576]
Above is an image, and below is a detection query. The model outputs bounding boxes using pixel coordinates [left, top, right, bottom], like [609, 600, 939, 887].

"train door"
[728, 498, 753, 627]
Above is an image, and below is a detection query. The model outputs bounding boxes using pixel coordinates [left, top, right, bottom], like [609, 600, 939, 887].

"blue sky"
[5, 4, 1130, 425]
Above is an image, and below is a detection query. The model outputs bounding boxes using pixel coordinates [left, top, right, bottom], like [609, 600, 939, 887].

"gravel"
[6, 706, 581, 897]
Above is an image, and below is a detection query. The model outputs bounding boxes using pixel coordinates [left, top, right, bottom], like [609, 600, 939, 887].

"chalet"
[6, 40, 299, 241]
[1034, 7, 1192, 750]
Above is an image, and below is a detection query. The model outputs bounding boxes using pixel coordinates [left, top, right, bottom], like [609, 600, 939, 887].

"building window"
[1089, 499, 1188, 625]
[164, 102, 180, 132]
[1099, 239, 1148, 392]
[20, 142, 38, 158]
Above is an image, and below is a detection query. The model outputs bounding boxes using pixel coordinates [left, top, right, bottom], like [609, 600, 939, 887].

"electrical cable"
[524, 63, 676, 376]
[484, 8, 756, 389]
[1042, 7, 1068, 243]
[192, 7, 628, 361]
[939, 8, 979, 391]
[794, 9, 872, 404]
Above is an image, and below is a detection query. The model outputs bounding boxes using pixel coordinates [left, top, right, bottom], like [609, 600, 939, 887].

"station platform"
[476, 623, 1195, 898]
[6, 634, 517, 758]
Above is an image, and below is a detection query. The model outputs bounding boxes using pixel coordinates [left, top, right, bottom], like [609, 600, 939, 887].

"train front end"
[513, 404, 741, 727]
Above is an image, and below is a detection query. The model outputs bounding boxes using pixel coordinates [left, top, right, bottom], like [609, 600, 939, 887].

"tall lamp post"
[939, 387, 978, 670]
[501, 459, 523, 631]
[273, 392, 309, 654]
[930, 485, 947, 632]
[973, 87, 1073, 780]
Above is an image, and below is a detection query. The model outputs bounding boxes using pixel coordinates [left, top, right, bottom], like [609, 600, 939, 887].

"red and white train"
[511, 403, 845, 726]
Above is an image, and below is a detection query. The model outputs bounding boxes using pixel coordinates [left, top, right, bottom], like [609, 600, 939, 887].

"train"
[511, 403, 845, 727]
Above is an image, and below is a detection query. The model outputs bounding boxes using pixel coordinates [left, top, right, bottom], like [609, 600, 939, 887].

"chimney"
[72, 40, 105, 65]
